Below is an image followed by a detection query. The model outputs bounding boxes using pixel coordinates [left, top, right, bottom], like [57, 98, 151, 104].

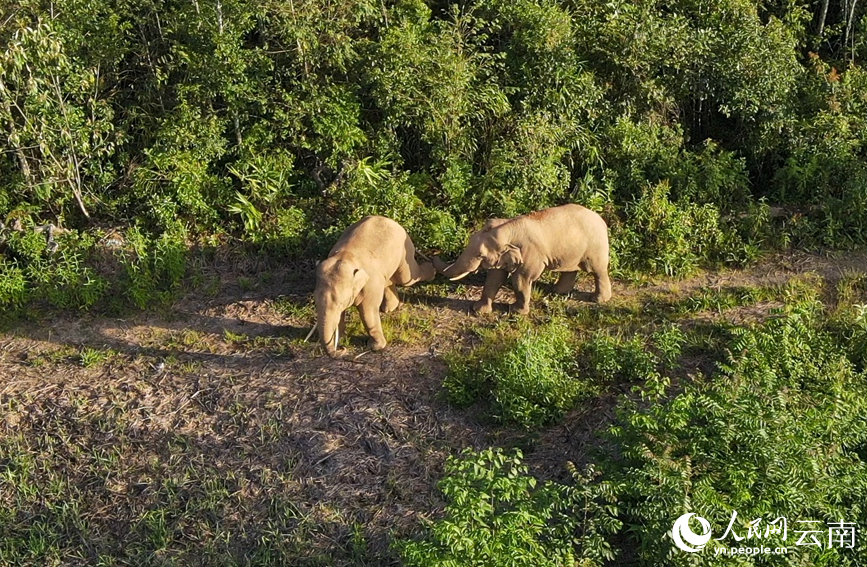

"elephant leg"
[382, 284, 401, 313]
[553, 271, 579, 294]
[358, 292, 388, 351]
[585, 255, 612, 303]
[474, 269, 507, 314]
[510, 267, 542, 315]
[593, 269, 612, 303]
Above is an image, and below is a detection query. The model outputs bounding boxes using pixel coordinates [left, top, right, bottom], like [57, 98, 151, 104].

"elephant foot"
[593, 291, 612, 303]
[368, 337, 387, 351]
[472, 300, 493, 314]
[381, 299, 401, 313]
[509, 303, 530, 315]
[326, 347, 348, 359]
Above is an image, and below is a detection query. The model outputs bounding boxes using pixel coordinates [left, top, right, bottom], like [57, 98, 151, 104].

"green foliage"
[395, 448, 621, 566]
[432, 302, 867, 566]
[0, 19, 118, 222]
[444, 320, 589, 428]
[118, 227, 187, 310]
[830, 301, 867, 372]
[1, 0, 867, 299]
[773, 62, 867, 246]
[0, 259, 27, 308]
[614, 181, 762, 277]
[0, 222, 107, 310]
[26, 236, 107, 310]
[579, 325, 685, 384]
[605, 304, 867, 565]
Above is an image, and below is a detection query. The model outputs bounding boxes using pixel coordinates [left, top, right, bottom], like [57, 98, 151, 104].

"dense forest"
[1, 0, 867, 308]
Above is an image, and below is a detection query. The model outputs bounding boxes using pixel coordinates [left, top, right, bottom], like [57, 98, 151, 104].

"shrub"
[118, 227, 188, 310]
[579, 324, 685, 385]
[1, 223, 107, 310]
[613, 181, 762, 277]
[0, 259, 27, 308]
[26, 234, 107, 310]
[395, 448, 621, 567]
[444, 320, 588, 428]
[606, 305, 867, 565]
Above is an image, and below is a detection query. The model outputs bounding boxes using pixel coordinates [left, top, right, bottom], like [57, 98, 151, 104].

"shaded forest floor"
[1, 249, 866, 565]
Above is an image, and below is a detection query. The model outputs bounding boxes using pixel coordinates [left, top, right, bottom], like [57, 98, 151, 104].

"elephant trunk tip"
[431, 256, 449, 274]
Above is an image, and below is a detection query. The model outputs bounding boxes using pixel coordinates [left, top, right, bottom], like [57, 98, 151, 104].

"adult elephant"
[436, 204, 611, 314]
[314, 216, 436, 357]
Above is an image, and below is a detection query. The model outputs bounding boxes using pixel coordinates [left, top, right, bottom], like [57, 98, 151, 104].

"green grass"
[77, 346, 114, 367]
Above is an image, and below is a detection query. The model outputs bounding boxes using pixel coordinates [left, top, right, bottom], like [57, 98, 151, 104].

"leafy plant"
[444, 320, 589, 428]
[396, 448, 620, 567]
[605, 304, 867, 565]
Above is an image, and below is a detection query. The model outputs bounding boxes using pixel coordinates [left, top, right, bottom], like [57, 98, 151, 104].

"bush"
[430, 307, 867, 566]
[444, 320, 588, 428]
[0, 222, 107, 311]
[579, 324, 685, 383]
[605, 304, 867, 565]
[0, 220, 190, 313]
[613, 181, 764, 277]
[395, 448, 621, 567]
[0, 259, 27, 308]
[118, 227, 188, 310]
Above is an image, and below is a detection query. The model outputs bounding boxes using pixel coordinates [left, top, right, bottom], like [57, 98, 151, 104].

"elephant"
[314, 215, 436, 357]
[435, 204, 611, 314]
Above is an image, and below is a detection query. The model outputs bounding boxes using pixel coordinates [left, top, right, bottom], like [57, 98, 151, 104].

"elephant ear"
[350, 268, 369, 300]
[483, 218, 509, 232]
[500, 244, 523, 271]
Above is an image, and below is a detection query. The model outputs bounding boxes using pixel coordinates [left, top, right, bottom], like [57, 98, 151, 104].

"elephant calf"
[436, 204, 611, 315]
[314, 215, 436, 357]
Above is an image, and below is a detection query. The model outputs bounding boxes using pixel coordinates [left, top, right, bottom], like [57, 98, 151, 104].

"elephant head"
[314, 257, 369, 357]
[439, 220, 523, 281]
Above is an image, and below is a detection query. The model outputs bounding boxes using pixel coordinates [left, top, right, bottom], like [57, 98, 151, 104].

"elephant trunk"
[317, 301, 342, 358]
[439, 253, 483, 281]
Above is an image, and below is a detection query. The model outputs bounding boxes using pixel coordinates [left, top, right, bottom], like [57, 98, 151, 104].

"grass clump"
[444, 320, 587, 428]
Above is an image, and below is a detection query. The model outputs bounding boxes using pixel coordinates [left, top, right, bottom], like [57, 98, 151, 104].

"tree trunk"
[817, 0, 830, 38]
[845, 0, 860, 60]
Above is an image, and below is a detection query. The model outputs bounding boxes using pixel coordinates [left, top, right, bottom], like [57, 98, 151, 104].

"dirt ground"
[1, 248, 865, 564]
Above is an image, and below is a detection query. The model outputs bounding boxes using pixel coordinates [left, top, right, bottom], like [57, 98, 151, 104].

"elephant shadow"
[399, 290, 477, 313]
[400, 277, 600, 315]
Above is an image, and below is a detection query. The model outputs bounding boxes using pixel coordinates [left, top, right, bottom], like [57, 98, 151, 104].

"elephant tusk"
[333, 327, 339, 350]
[449, 271, 472, 281]
[304, 324, 317, 342]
